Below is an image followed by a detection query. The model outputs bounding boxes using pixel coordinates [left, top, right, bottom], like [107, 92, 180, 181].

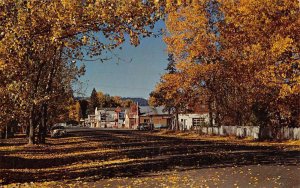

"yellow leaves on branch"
[0, 60, 6, 71]
[280, 84, 293, 98]
[271, 36, 293, 58]
[165, 3, 209, 63]
[81, 36, 89, 45]
[157, 0, 300, 127]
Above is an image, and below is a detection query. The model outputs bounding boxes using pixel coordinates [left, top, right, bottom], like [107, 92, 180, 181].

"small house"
[179, 98, 214, 130]
[139, 106, 172, 129]
[124, 104, 139, 129]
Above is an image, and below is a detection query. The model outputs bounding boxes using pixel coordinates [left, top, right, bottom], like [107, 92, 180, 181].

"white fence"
[198, 126, 300, 140]
[279, 127, 300, 140]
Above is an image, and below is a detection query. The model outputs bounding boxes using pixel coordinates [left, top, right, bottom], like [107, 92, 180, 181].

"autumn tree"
[150, 49, 209, 130]
[112, 96, 123, 107]
[162, 0, 300, 138]
[94, 90, 134, 109]
[88, 88, 100, 114]
[93, 91, 115, 109]
[121, 99, 134, 108]
[0, 0, 169, 144]
[69, 101, 82, 123]
[150, 53, 181, 130]
[150, 71, 187, 130]
[102, 94, 115, 108]
[165, 54, 177, 74]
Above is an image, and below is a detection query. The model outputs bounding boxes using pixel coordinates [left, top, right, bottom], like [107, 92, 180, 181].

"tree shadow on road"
[1, 130, 299, 185]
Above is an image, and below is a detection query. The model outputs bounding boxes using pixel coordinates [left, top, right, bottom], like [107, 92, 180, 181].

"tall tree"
[163, 0, 300, 137]
[89, 88, 99, 114]
[79, 100, 89, 119]
[0, 0, 169, 144]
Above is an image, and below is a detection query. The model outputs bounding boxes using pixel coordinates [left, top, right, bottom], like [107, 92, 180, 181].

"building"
[93, 107, 126, 128]
[85, 107, 126, 128]
[178, 99, 214, 130]
[139, 106, 172, 128]
[86, 114, 97, 128]
[178, 113, 211, 130]
[124, 104, 139, 129]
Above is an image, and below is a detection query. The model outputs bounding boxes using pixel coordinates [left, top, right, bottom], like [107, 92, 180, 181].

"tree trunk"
[37, 124, 41, 144]
[168, 108, 172, 130]
[216, 99, 222, 127]
[28, 108, 35, 145]
[291, 108, 300, 127]
[175, 110, 179, 131]
[38, 50, 61, 144]
[208, 98, 214, 127]
[26, 124, 29, 137]
[29, 119, 35, 145]
[5, 124, 8, 139]
[38, 104, 47, 144]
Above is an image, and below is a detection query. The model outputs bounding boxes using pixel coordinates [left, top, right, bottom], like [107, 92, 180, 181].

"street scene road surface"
[1, 128, 299, 187]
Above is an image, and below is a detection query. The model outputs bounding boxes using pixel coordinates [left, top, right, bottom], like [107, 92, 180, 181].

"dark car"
[50, 125, 67, 138]
[137, 123, 154, 131]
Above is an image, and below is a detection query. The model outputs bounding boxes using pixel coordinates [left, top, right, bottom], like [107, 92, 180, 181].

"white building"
[178, 113, 212, 130]
[88, 107, 125, 128]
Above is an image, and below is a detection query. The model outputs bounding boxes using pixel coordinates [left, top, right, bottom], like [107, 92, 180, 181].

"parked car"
[50, 125, 67, 138]
[137, 123, 154, 131]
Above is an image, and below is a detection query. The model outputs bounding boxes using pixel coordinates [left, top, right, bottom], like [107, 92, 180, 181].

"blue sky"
[77, 21, 168, 99]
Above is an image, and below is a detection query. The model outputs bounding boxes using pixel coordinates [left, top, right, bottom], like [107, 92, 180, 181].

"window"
[192, 118, 205, 126]
[119, 112, 125, 119]
[100, 114, 106, 121]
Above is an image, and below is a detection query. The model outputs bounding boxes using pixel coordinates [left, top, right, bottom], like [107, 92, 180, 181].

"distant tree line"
[122, 97, 149, 106]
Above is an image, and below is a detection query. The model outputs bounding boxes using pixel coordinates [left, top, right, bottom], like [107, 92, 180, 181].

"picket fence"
[198, 126, 300, 140]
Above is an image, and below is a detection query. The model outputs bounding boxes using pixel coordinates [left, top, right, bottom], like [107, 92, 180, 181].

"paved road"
[65, 128, 300, 187]
[1, 128, 300, 187]
[66, 127, 138, 132]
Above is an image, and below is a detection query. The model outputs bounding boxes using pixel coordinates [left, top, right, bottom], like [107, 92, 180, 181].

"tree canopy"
[151, 0, 300, 135]
[1, 0, 299, 143]
[0, 0, 167, 144]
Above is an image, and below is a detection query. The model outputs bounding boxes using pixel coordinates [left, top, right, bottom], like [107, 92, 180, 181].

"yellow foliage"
[271, 36, 293, 57]
[160, 0, 300, 127]
[0, 0, 165, 142]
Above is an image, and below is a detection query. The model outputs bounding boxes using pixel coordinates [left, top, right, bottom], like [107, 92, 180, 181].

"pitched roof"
[97, 107, 127, 112]
[139, 106, 169, 116]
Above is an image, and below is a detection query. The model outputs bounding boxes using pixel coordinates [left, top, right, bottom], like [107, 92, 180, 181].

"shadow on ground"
[0, 130, 299, 185]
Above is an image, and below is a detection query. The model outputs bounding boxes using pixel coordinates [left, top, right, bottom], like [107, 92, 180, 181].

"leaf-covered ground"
[1, 129, 300, 187]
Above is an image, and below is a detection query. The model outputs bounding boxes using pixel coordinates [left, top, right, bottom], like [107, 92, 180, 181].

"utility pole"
[137, 102, 139, 128]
